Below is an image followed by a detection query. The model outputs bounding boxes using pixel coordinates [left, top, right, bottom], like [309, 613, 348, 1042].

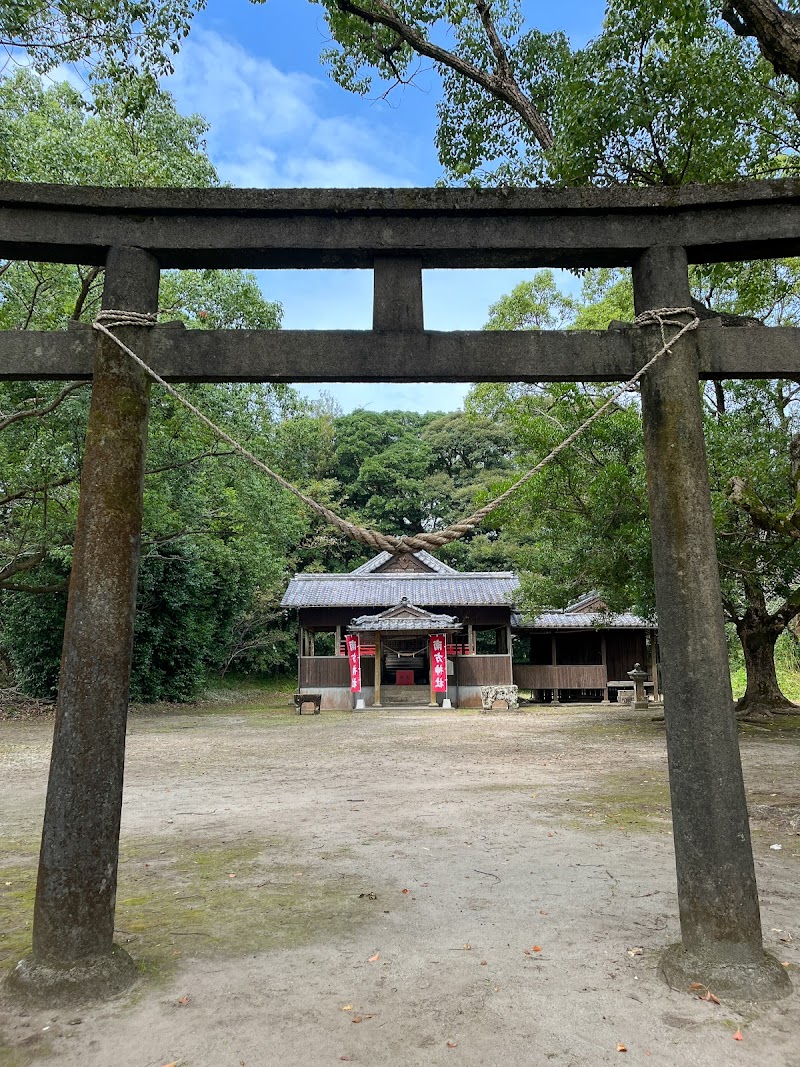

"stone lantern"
[627, 662, 649, 710]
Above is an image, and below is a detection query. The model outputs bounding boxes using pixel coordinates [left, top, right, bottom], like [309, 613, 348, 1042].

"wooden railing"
[300, 657, 375, 688]
[514, 664, 608, 690]
[455, 655, 513, 686]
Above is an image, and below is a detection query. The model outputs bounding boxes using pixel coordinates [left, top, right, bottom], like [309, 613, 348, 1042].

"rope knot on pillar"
[95, 310, 159, 329]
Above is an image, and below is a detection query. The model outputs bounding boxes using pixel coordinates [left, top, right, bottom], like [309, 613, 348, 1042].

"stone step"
[379, 685, 432, 706]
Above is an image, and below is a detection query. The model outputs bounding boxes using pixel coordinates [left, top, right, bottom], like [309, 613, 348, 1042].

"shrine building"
[281, 550, 658, 709]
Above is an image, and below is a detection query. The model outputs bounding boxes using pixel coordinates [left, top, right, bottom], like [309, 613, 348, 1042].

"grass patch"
[569, 717, 666, 741]
[739, 715, 800, 742]
[570, 771, 672, 833]
[128, 706, 355, 733]
[0, 1037, 52, 1067]
[115, 835, 367, 982]
[203, 672, 296, 699]
[1, 835, 372, 988]
[0, 866, 36, 970]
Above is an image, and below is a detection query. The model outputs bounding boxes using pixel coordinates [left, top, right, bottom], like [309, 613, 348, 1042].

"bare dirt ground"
[1, 702, 799, 1067]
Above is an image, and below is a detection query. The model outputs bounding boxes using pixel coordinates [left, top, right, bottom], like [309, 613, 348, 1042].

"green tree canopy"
[0, 69, 299, 700]
[316, 1, 800, 186]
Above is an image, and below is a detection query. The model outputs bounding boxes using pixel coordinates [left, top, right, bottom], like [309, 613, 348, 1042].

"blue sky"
[160, 0, 605, 412]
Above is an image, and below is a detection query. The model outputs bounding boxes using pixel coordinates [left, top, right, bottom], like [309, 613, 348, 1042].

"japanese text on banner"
[345, 634, 361, 692]
[430, 634, 448, 694]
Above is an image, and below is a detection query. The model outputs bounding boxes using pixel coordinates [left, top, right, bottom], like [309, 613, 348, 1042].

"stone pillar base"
[661, 942, 790, 1002]
[4, 945, 137, 1006]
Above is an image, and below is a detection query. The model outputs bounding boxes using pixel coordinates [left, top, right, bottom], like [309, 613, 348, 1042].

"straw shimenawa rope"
[93, 307, 699, 555]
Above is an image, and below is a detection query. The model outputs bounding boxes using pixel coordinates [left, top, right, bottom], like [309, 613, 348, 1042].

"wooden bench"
[294, 692, 322, 715]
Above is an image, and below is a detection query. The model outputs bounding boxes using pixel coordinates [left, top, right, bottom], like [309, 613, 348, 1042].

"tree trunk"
[736, 620, 798, 718]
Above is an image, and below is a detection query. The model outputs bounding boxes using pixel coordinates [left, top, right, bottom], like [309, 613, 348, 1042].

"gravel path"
[1, 703, 798, 1066]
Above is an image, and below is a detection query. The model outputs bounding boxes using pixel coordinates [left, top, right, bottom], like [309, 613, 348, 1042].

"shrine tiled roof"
[350, 549, 457, 575]
[282, 552, 519, 609]
[349, 601, 461, 632]
[512, 610, 654, 630]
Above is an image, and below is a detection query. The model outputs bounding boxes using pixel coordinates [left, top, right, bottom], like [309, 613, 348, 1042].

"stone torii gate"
[2, 179, 797, 1002]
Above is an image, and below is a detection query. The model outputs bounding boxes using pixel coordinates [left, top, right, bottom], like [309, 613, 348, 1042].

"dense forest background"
[2, 1, 800, 717]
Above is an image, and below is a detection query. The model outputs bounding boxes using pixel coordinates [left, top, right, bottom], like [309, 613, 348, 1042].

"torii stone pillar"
[633, 246, 788, 999]
[8, 247, 159, 1001]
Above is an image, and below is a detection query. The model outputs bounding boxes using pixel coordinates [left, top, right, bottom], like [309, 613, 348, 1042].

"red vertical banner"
[345, 634, 361, 692]
[430, 634, 447, 693]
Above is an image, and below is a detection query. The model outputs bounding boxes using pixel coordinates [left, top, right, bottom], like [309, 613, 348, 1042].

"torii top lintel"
[3, 178, 800, 270]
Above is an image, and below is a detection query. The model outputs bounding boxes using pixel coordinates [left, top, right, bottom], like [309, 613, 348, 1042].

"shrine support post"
[632, 246, 788, 998]
[9, 247, 160, 1001]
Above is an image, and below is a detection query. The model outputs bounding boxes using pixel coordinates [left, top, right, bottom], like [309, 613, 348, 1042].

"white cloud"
[159, 29, 580, 414]
[165, 29, 415, 189]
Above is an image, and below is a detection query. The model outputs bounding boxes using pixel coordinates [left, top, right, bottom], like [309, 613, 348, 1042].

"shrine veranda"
[1, 178, 798, 1001]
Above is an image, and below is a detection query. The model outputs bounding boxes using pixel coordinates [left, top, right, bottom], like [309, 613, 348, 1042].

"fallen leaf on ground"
[352, 1016, 363, 1024]
[463, 943, 471, 950]
[177, 996, 191, 1006]
[447, 1041, 459, 1049]
[367, 952, 380, 963]
[700, 990, 720, 1005]
[228, 873, 236, 878]
[539, 910, 549, 916]
[733, 1030, 744, 1041]
[532, 945, 542, 953]
[689, 982, 704, 990]
[480, 960, 488, 966]
[162, 1062, 178, 1067]
[341, 1005, 353, 1012]
[402, 888, 410, 894]
[627, 947, 643, 958]
[616, 1044, 628, 1053]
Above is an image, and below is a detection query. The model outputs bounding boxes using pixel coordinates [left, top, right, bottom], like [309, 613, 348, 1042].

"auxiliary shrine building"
[281, 550, 659, 709]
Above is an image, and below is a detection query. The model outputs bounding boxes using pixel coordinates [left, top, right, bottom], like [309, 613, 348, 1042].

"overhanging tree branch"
[723, 0, 800, 83]
[0, 473, 80, 508]
[1, 580, 68, 594]
[0, 548, 47, 585]
[0, 381, 89, 433]
[334, 0, 554, 148]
